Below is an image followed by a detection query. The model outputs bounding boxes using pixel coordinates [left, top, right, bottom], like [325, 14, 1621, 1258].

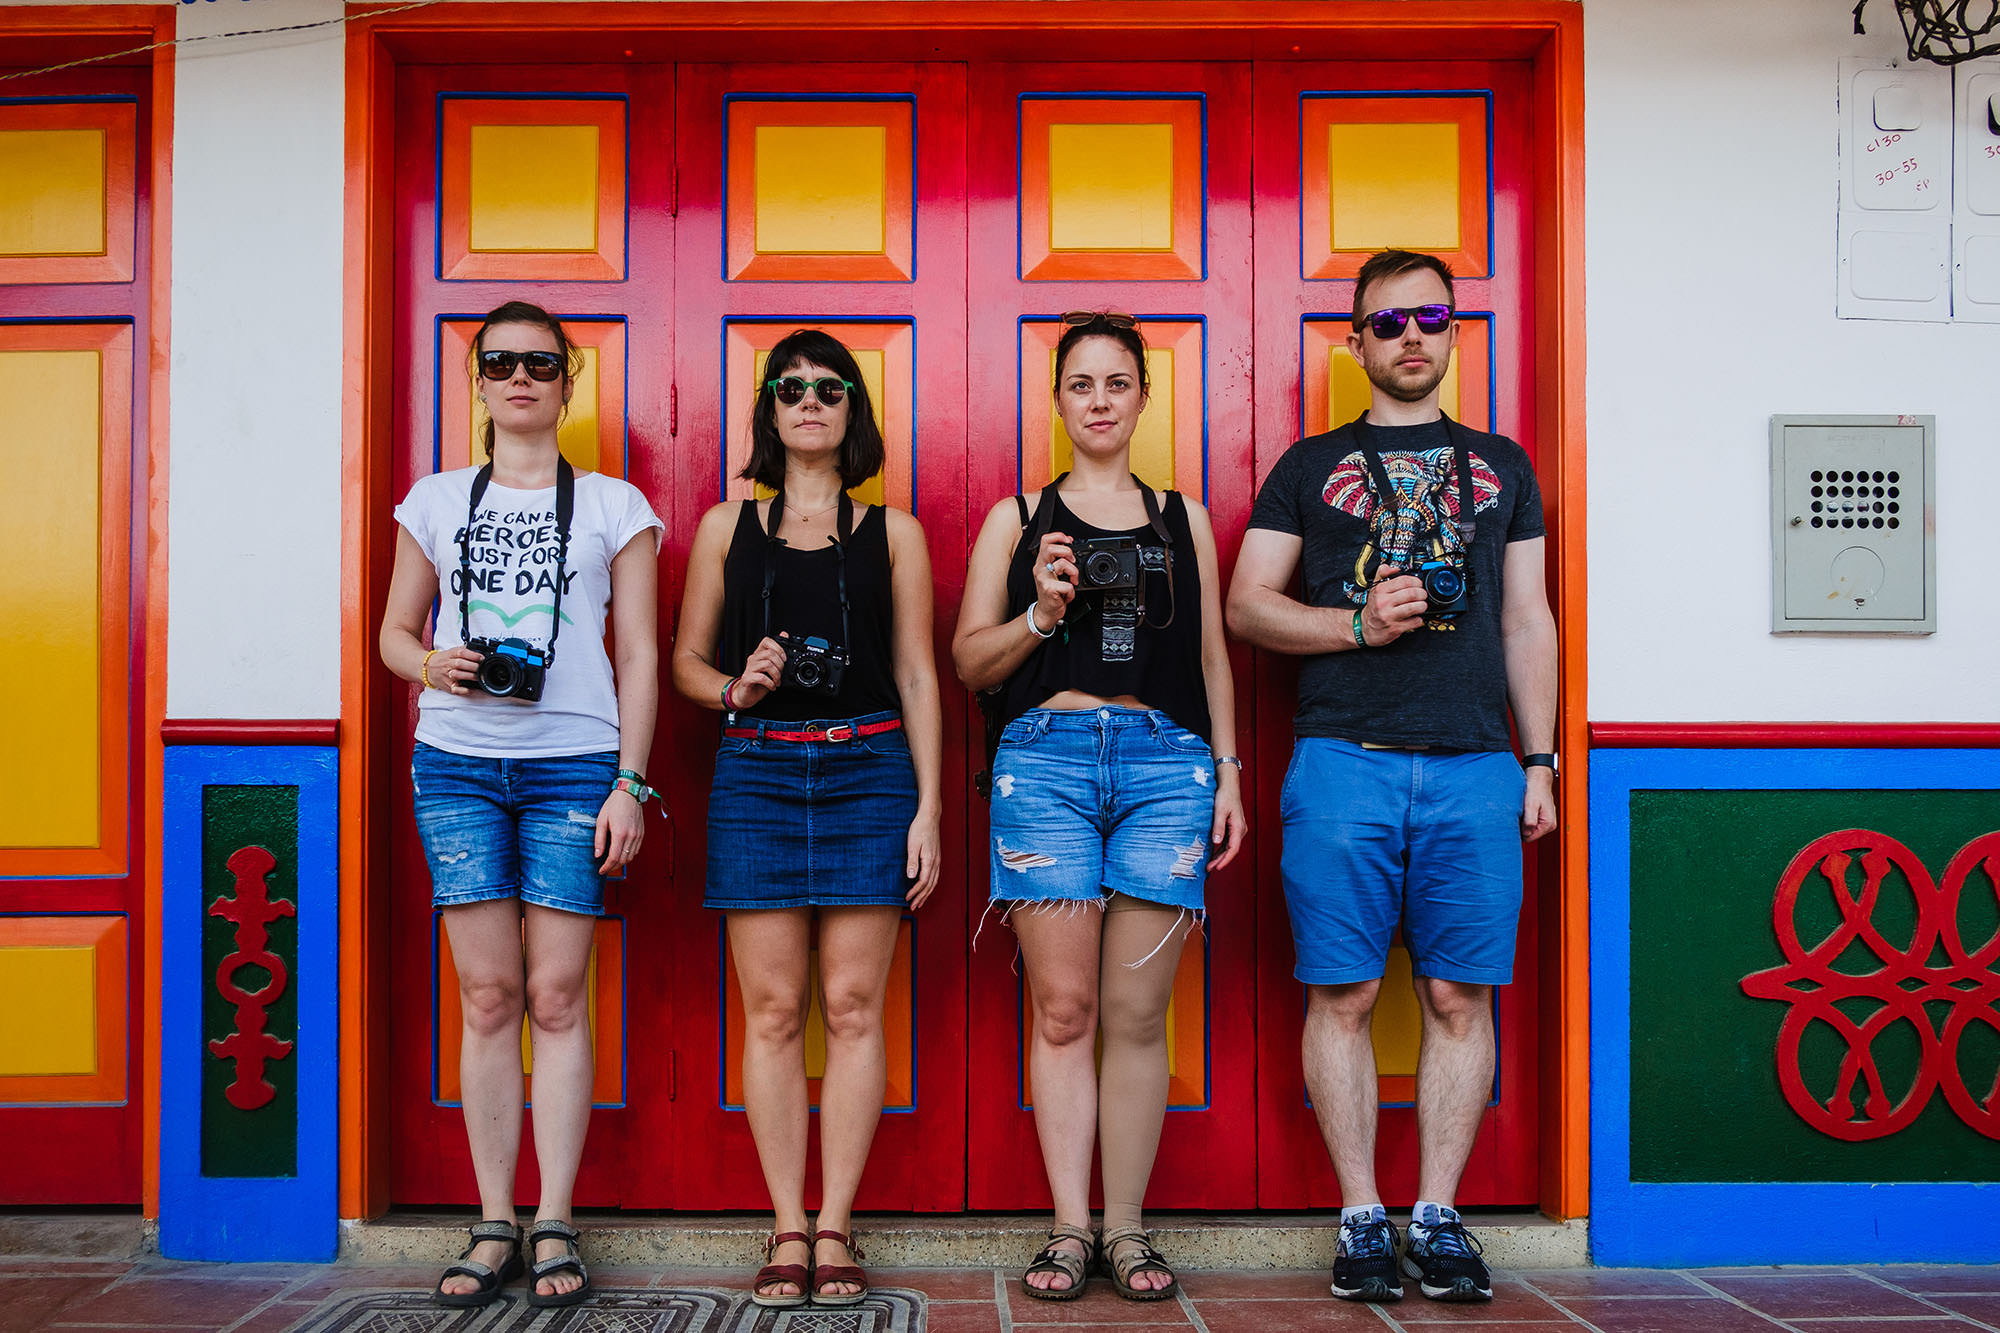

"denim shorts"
[704, 710, 918, 910]
[410, 742, 618, 916]
[986, 706, 1215, 911]
[1278, 737, 1526, 986]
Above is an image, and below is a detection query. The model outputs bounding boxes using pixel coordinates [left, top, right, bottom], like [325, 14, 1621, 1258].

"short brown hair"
[740, 328, 885, 491]
[1352, 250, 1457, 326]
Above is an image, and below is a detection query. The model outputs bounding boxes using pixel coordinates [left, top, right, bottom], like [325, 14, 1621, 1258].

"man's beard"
[1369, 357, 1449, 404]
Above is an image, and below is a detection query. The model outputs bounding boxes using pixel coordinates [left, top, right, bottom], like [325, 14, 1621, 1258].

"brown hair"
[1053, 314, 1150, 396]
[741, 328, 886, 491]
[469, 301, 584, 459]
[1351, 250, 1457, 326]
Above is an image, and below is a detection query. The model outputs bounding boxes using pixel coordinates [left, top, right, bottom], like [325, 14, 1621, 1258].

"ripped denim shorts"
[410, 742, 618, 916]
[986, 706, 1214, 911]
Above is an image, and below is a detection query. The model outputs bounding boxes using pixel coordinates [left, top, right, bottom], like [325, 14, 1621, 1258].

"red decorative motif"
[207, 845, 297, 1111]
[1742, 829, 2000, 1141]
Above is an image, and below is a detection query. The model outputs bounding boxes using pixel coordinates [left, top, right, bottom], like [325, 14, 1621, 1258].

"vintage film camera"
[464, 636, 549, 701]
[1412, 556, 1471, 619]
[780, 634, 850, 696]
[1076, 535, 1171, 592]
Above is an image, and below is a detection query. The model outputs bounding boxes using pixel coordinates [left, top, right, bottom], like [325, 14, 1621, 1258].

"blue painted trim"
[0, 95, 140, 108]
[160, 745, 338, 1262]
[1294, 90, 1496, 284]
[1015, 91, 1209, 284]
[720, 93, 919, 286]
[434, 92, 630, 284]
[1293, 310, 1496, 444]
[715, 316, 918, 516]
[1589, 747, 2000, 1266]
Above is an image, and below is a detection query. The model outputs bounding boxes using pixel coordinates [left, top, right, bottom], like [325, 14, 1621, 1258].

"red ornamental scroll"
[1742, 830, 2000, 1142]
[207, 845, 297, 1111]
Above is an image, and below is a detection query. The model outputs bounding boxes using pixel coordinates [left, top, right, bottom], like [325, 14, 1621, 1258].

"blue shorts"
[410, 742, 617, 917]
[987, 707, 1214, 911]
[704, 710, 917, 910]
[1279, 738, 1526, 986]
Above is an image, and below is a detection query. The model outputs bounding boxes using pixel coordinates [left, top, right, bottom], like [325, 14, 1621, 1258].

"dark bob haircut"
[1053, 313, 1150, 397]
[741, 328, 885, 491]
[468, 301, 584, 459]
[1351, 249, 1457, 327]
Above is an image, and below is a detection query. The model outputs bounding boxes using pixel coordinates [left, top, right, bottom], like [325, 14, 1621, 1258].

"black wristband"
[1521, 752, 1558, 776]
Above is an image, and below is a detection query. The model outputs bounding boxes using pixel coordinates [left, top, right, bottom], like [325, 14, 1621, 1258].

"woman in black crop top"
[673, 329, 942, 1309]
[952, 313, 1245, 1303]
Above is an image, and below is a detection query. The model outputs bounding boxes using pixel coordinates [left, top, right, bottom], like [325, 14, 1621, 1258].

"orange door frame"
[340, 0, 1587, 1221]
[0, 6, 176, 1216]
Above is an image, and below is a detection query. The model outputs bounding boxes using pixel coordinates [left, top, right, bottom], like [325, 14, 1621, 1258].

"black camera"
[1413, 557, 1471, 619]
[1076, 536, 1169, 592]
[781, 634, 850, 696]
[464, 636, 548, 701]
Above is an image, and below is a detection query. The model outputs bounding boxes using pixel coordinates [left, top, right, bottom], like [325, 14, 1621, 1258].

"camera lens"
[1084, 551, 1123, 586]
[1427, 567, 1465, 601]
[791, 656, 824, 690]
[477, 654, 521, 696]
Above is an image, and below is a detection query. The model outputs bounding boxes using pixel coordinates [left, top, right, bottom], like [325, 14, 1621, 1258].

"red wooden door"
[663, 61, 971, 1210]
[385, 61, 682, 1206]
[1249, 60, 1542, 1208]
[0, 62, 152, 1204]
[962, 62, 1261, 1209]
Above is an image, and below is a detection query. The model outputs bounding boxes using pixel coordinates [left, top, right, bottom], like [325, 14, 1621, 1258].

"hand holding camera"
[1358, 566, 1429, 647]
[1031, 530, 1078, 631]
[728, 636, 789, 711]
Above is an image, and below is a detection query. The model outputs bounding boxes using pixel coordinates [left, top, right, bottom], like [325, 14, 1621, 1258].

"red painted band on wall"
[161, 720, 340, 746]
[1590, 723, 2000, 748]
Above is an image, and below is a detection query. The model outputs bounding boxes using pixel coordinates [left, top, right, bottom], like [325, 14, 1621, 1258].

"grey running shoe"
[1402, 1216, 1492, 1301]
[1329, 1212, 1402, 1302]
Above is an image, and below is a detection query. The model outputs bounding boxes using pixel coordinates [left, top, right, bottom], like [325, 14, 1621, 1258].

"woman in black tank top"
[952, 314, 1246, 1303]
[672, 330, 942, 1308]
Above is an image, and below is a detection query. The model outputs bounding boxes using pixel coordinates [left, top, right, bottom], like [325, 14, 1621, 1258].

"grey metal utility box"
[1770, 414, 1935, 634]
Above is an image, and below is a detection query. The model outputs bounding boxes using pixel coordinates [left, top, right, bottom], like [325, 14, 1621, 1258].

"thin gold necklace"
[784, 499, 839, 520]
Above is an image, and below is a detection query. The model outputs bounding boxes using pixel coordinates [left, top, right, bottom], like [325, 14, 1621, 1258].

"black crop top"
[995, 487, 1211, 741]
[716, 499, 901, 721]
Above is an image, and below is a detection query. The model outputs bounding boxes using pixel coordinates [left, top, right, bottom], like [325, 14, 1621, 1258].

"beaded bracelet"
[1351, 613, 1369, 650]
[420, 648, 439, 690]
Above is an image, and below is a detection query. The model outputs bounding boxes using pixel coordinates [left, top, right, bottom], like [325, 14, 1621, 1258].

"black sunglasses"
[766, 375, 854, 406]
[1357, 304, 1454, 339]
[478, 349, 566, 382]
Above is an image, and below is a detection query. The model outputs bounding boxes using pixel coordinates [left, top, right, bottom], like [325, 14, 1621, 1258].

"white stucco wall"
[1585, 0, 2000, 722]
[163, 0, 346, 718]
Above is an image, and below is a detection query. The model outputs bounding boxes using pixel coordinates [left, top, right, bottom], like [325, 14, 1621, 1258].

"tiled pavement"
[3, 1259, 1999, 1333]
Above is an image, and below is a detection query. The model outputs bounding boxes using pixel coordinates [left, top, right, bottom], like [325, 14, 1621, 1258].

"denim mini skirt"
[704, 709, 917, 910]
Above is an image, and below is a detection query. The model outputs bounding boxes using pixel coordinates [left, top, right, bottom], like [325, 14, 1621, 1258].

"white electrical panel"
[1955, 58, 2000, 323]
[1839, 60, 1953, 320]
[1770, 415, 1935, 634]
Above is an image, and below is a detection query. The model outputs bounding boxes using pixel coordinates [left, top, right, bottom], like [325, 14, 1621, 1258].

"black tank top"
[997, 488, 1211, 741]
[717, 500, 901, 721]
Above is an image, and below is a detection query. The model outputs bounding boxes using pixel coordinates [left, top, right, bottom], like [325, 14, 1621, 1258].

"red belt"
[722, 717, 903, 744]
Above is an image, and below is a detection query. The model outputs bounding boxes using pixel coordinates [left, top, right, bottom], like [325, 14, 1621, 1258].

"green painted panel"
[201, 784, 299, 1179]
[1630, 790, 2000, 1183]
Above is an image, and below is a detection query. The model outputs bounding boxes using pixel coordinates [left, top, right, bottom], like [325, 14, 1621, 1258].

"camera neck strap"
[760, 487, 853, 650]
[458, 456, 575, 664]
[1350, 412, 1477, 549]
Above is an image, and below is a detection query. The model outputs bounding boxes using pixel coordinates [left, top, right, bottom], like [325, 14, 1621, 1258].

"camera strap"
[1350, 412, 1478, 552]
[457, 455, 575, 664]
[760, 486, 853, 651]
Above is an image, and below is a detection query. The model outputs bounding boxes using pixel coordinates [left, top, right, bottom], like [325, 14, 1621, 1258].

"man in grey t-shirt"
[1226, 249, 1558, 1306]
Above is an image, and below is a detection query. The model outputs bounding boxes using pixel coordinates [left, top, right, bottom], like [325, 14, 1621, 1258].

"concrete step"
[344, 1211, 1589, 1270]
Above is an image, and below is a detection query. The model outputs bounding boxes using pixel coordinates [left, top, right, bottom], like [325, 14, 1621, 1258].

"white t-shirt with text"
[394, 467, 663, 758]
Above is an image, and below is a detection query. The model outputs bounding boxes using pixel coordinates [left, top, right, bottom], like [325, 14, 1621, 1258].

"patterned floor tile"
[280, 1287, 926, 1333]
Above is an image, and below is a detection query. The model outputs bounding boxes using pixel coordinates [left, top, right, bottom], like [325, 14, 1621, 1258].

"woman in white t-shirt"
[380, 301, 663, 1311]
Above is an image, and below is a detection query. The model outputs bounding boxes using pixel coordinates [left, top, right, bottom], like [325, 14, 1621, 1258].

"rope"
[0, 0, 442, 84]
[1854, 0, 2000, 64]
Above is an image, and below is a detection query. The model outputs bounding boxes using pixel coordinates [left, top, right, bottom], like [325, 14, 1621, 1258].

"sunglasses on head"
[1060, 309, 1140, 331]
[766, 375, 855, 406]
[1357, 304, 1454, 339]
[478, 349, 566, 382]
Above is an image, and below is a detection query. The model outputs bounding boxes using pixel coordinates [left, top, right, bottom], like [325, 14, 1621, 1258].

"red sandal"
[751, 1230, 812, 1308]
[810, 1228, 869, 1306]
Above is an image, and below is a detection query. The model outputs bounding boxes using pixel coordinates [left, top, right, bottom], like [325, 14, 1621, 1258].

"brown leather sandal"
[1100, 1226, 1179, 1301]
[1021, 1223, 1094, 1301]
[751, 1230, 812, 1308]
[810, 1228, 869, 1307]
